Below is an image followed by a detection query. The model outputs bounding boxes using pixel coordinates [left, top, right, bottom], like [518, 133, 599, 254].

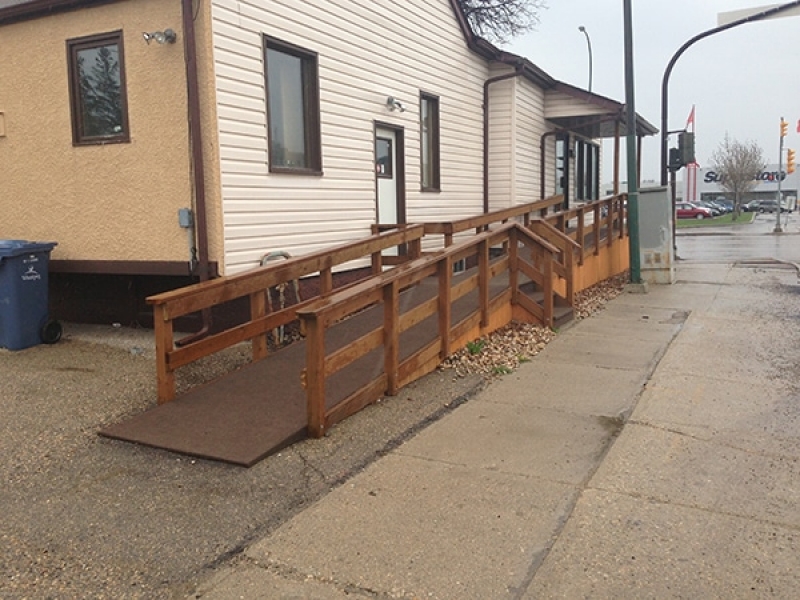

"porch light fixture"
[386, 96, 406, 112]
[143, 29, 177, 45]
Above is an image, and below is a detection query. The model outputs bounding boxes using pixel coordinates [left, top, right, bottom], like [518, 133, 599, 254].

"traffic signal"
[678, 131, 695, 166]
[788, 148, 796, 174]
[668, 148, 683, 172]
[781, 119, 788, 137]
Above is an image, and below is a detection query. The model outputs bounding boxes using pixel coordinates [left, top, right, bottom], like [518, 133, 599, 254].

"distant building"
[696, 165, 797, 210]
[604, 166, 798, 211]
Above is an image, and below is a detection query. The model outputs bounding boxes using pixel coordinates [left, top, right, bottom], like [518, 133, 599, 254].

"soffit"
[545, 81, 658, 139]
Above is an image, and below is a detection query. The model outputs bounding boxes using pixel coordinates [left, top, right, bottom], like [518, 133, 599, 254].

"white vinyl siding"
[513, 79, 546, 205]
[486, 65, 514, 212]
[486, 68, 550, 211]
[211, 0, 489, 274]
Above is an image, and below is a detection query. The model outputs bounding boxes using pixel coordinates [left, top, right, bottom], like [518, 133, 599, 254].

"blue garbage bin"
[0, 240, 61, 350]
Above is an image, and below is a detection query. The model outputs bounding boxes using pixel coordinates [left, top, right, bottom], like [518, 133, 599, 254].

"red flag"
[796, 119, 800, 133]
[686, 105, 695, 131]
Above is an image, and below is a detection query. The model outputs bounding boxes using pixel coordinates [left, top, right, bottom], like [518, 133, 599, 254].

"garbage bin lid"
[0, 240, 57, 259]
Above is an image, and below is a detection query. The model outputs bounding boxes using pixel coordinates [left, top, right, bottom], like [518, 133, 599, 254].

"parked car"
[676, 202, 714, 219]
[742, 200, 762, 212]
[743, 199, 787, 213]
[707, 200, 732, 214]
[715, 199, 734, 212]
[697, 201, 722, 217]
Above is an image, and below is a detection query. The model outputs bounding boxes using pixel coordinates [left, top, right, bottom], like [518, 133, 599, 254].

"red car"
[676, 202, 713, 219]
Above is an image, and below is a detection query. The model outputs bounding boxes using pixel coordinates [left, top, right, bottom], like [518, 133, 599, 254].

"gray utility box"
[637, 186, 675, 285]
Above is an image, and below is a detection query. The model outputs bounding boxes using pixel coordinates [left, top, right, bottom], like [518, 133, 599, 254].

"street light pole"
[578, 25, 593, 93]
[623, 0, 641, 284]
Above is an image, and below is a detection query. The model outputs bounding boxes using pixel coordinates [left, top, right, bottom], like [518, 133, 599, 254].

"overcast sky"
[504, 1, 800, 184]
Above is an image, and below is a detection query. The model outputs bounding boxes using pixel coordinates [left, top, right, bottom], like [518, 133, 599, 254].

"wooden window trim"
[263, 35, 322, 175]
[66, 30, 130, 146]
[420, 92, 440, 192]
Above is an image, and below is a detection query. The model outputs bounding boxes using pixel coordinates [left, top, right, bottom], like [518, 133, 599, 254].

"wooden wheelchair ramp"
[99, 275, 516, 466]
[98, 206, 611, 466]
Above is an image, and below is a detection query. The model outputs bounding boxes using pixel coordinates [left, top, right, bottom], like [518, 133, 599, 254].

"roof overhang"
[446, 1, 658, 141]
[0, 0, 117, 24]
[545, 81, 659, 139]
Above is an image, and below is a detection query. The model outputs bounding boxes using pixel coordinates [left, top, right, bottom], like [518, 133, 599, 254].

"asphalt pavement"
[3, 215, 800, 599]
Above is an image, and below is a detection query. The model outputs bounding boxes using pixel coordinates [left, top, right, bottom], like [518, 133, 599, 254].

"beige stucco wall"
[0, 0, 200, 264]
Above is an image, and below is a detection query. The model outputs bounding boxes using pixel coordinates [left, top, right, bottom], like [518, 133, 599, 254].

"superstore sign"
[704, 170, 787, 183]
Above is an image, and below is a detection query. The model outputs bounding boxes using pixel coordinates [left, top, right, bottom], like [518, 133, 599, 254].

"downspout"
[483, 65, 523, 213]
[178, 0, 212, 341]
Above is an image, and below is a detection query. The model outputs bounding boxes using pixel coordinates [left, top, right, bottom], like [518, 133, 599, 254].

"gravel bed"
[441, 272, 629, 378]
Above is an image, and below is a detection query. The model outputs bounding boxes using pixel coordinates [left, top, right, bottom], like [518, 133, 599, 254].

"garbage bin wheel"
[40, 320, 62, 345]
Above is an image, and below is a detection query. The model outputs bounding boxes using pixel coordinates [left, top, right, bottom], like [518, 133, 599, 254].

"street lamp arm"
[660, 0, 800, 186]
[578, 26, 593, 92]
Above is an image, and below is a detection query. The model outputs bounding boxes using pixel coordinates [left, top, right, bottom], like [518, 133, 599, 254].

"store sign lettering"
[704, 170, 787, 183]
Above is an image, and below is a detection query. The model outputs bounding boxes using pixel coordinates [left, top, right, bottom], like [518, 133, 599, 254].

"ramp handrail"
[148, 225, 426, 403]
[418, 195, 566, 247]
[543, 194, 628, 262]
[527, 219, 581, 303]
[375, 194, 627, 262]
[297, 222, 563, 437]
[146, 194, 628, 409]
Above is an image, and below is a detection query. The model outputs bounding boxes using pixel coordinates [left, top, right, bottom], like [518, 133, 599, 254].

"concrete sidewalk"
[192, 262, 800, 599]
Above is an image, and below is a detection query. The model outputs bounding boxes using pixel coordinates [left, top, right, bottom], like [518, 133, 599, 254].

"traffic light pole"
[623, 0, 641, 284]
[660, 1, 800, 187]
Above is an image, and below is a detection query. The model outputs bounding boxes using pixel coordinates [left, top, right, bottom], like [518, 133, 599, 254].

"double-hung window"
[420, 93, 440, 191]
[264, 36, 322, 173]
[67, 31, 129, 145]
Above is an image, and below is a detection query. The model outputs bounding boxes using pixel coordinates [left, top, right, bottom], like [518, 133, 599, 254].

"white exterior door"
[375, 128, 398, 225]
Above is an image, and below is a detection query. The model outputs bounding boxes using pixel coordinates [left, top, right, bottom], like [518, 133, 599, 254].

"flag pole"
[687, 105, 696, 203]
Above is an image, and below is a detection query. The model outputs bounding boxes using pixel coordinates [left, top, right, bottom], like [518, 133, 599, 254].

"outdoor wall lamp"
[386, 96, 406, 112]
[143, 29, 177, 45]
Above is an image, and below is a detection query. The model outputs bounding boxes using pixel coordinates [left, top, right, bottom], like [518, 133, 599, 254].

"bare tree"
[709, 134, 765, 219]
[457, 0, 546, 43]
